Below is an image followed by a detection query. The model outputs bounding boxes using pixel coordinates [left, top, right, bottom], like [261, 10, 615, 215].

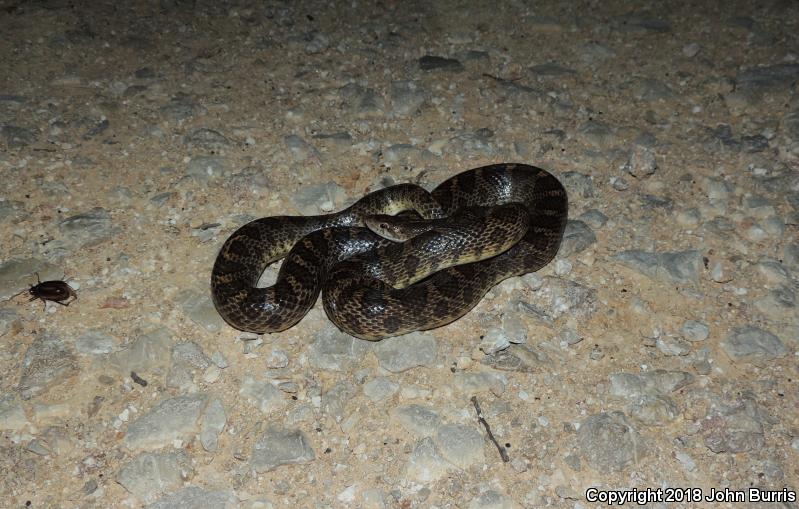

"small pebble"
[203, 365, 221, 383]
[554, 259, 572, 276]
[676, 208, 701, 228]
[589, 345, 604, 360]
[682, 43, 701, 57]
[480, 327, 511, 355]
[656, 336, 691, 356]
[682, 320, 709, 342]
[610, 176, 630, 191]
[711, 262, 729, 283]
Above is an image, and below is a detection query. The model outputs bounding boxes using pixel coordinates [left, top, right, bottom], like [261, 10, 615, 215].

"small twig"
[481, 73, 524, 83]
[471, 396, 510, 462]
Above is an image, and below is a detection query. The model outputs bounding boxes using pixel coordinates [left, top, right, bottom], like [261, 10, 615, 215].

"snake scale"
[211, 163, 568, 340]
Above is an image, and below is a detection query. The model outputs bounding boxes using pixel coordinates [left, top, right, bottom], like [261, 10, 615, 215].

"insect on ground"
[27, 272, 77, 309]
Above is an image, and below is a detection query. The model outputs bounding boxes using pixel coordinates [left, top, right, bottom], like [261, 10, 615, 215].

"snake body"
[211, 163, 568, 340]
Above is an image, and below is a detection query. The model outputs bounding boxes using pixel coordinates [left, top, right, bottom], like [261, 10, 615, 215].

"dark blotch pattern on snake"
[211, 163, 568, 340]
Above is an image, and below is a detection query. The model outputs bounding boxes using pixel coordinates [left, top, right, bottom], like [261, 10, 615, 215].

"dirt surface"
[1, 1, 797, 508]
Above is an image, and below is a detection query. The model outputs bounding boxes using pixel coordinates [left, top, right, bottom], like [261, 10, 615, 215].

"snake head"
[364, 214, 434, 242]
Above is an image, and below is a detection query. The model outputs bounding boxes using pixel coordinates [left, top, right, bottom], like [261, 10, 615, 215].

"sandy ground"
[0, 1, 797, 508]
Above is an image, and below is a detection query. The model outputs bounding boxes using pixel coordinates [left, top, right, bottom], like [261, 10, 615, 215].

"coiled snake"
[211, 163, 568, 340]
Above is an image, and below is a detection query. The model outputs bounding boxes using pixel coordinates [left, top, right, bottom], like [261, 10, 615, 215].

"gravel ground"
[1, 1, 798, 508]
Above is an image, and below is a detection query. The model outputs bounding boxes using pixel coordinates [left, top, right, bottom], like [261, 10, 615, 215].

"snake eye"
[380, 222, 388, 229]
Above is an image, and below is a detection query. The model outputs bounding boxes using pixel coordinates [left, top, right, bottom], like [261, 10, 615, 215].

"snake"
[211, 163, 568, 340]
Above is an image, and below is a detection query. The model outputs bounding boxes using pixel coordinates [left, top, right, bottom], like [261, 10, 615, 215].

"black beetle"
[28, 272, 77, 308]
